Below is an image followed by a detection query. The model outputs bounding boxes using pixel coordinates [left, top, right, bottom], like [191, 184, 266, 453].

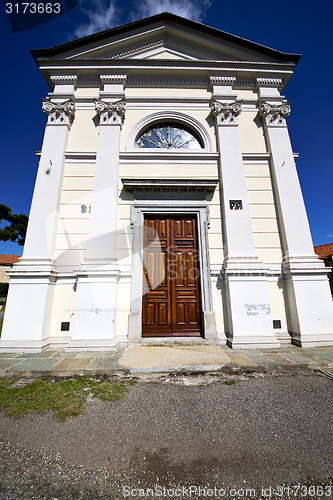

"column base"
[283, 257, 333, 347]
[227, 335, 280, 349]
[0, 266, 56, 353]
[128, 311, 142, 342]
[70, 263, 119, 349]
[202, 311, 219, 342]
[223, 258, 280, 349]
[66, 339, 118, 352]
[0, 339, 49, 354]
[291, 334, 333, 348]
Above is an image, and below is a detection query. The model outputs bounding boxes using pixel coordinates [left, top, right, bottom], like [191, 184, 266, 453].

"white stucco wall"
[54, 161, 95, 266]
[47, 83, 285, 342]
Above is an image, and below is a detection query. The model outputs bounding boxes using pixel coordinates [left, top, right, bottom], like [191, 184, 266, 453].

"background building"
[1, 13, 333, 352]
[0, 255, 20, 285]
[314, 243, 333, 298]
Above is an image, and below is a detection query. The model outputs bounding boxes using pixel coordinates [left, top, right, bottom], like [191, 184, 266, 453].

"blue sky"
[0, 0, 332, 255]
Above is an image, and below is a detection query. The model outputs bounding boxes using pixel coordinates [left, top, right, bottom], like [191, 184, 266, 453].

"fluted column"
[69, 98, 126, 350]
[0, 98, 75, 352]
[212, 99, 279, 348]
[259, 98, 333, 346]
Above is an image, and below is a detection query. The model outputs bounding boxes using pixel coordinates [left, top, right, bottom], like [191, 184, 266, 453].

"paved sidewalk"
[0, 343, 333, 377]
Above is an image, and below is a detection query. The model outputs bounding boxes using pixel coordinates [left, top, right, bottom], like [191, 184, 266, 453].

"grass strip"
[0, 376, 135, 422]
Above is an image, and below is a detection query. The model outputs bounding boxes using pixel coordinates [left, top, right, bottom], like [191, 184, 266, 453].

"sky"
[0, 0, 332, 255]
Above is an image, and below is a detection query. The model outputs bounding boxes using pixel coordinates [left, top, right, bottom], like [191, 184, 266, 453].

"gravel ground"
[0, 370, 332, 499]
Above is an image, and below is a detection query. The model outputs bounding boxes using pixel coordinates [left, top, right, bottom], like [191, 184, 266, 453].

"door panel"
[142, 215, 201, 337]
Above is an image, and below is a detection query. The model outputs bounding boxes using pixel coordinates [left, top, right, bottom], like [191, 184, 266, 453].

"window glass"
[136, 123, 203, 149]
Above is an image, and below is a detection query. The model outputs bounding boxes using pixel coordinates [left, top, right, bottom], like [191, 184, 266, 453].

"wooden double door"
[142, 215, 201, 337]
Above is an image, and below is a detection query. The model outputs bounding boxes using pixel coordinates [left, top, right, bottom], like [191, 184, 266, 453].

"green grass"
[0, 376, 135, 422]
[225, 380, 236, 385]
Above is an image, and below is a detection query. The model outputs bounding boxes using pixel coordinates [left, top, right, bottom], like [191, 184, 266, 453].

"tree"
[0, 204, 28, 246]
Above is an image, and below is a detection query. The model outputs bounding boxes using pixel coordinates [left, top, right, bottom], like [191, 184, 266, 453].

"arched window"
[135, 122, 204, 149]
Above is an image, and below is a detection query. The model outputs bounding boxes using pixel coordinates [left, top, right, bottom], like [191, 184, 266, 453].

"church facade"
[1, 13, 333, 352]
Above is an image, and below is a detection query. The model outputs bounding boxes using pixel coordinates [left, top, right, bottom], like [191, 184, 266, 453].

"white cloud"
[72, 0, 213, 40]
[130, 0, 213, 22]
[73, 0, 119, 38]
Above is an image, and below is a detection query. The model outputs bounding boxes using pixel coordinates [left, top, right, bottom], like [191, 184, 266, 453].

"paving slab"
[55, 351, 80, 358]
[319, 351, 333, 361]
[228, 354, 258, 367]
[16, 353, 41, 359]
[8, 359, 59, 372]
[119, 345, 231, 370]
[244, 352, 278, 365]
[37, 351, 61, 358]
[51, 357, 94, 371]
[0, 353, 19, 359]
[86, 357, 122, 371]
[0, 359, 21, 371]
[279, 352, 317, 364]
[268, 353, 294, 365]
[0, 344, 332, 376]
[74, 351, 116, 358]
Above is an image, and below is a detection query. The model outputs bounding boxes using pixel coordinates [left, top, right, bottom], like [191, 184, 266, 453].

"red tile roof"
[0, 254, 20, 265]
[314, 243, 333, 260]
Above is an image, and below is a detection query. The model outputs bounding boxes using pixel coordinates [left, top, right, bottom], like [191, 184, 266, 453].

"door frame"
[128, 201, 217, 341]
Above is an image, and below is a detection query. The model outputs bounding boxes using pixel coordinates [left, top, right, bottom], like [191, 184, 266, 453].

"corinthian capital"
[42, 99, 75, 126]
[259, 101, 291, 127]
[211, 100, 242, 125]
[95, 99, 126, 125]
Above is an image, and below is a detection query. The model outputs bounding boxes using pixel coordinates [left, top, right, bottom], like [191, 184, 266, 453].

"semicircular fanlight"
[136, 123, 203, 149]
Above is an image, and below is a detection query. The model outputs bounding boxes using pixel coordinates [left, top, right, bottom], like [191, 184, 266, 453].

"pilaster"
[68, 92, 126, 350]
[211, 93, 279, 348]
[258, 91, 333, 346]
[0, 95, 75, 352]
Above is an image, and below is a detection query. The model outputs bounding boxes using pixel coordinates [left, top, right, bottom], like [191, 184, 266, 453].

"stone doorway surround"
[127, 201, 219, 343]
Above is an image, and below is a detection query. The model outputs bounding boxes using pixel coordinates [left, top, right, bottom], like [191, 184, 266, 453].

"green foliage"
[0, 376, 136, 422]
[0, 204, 28, 246]
[0, 283, 9, 296]
[225, 380, 236, 385]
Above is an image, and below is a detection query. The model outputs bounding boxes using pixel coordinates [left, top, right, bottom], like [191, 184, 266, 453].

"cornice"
[50, 75, 77, 85]
[109, 37, 224, 62]
[100, 74, 127, 84]
[64, 152, 96, 160]
[77, 77, 100, 86]
[122, 178, 219, 192]
[40, 60, 294, 91]
[120, 151, 218, 161]
[210, 76, 236, 85]
[127, 77, 208, 87]
[39, 60, 296, 72]
[31, 13, 301, 66]
[234, 80, 256, 88]
[242, 153, 270, 161]
[57, 151, 298, 162]
[256, 78, 283, 89]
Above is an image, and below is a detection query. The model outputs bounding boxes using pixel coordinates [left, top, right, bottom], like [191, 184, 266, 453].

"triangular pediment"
[32, 13, 301, 65]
